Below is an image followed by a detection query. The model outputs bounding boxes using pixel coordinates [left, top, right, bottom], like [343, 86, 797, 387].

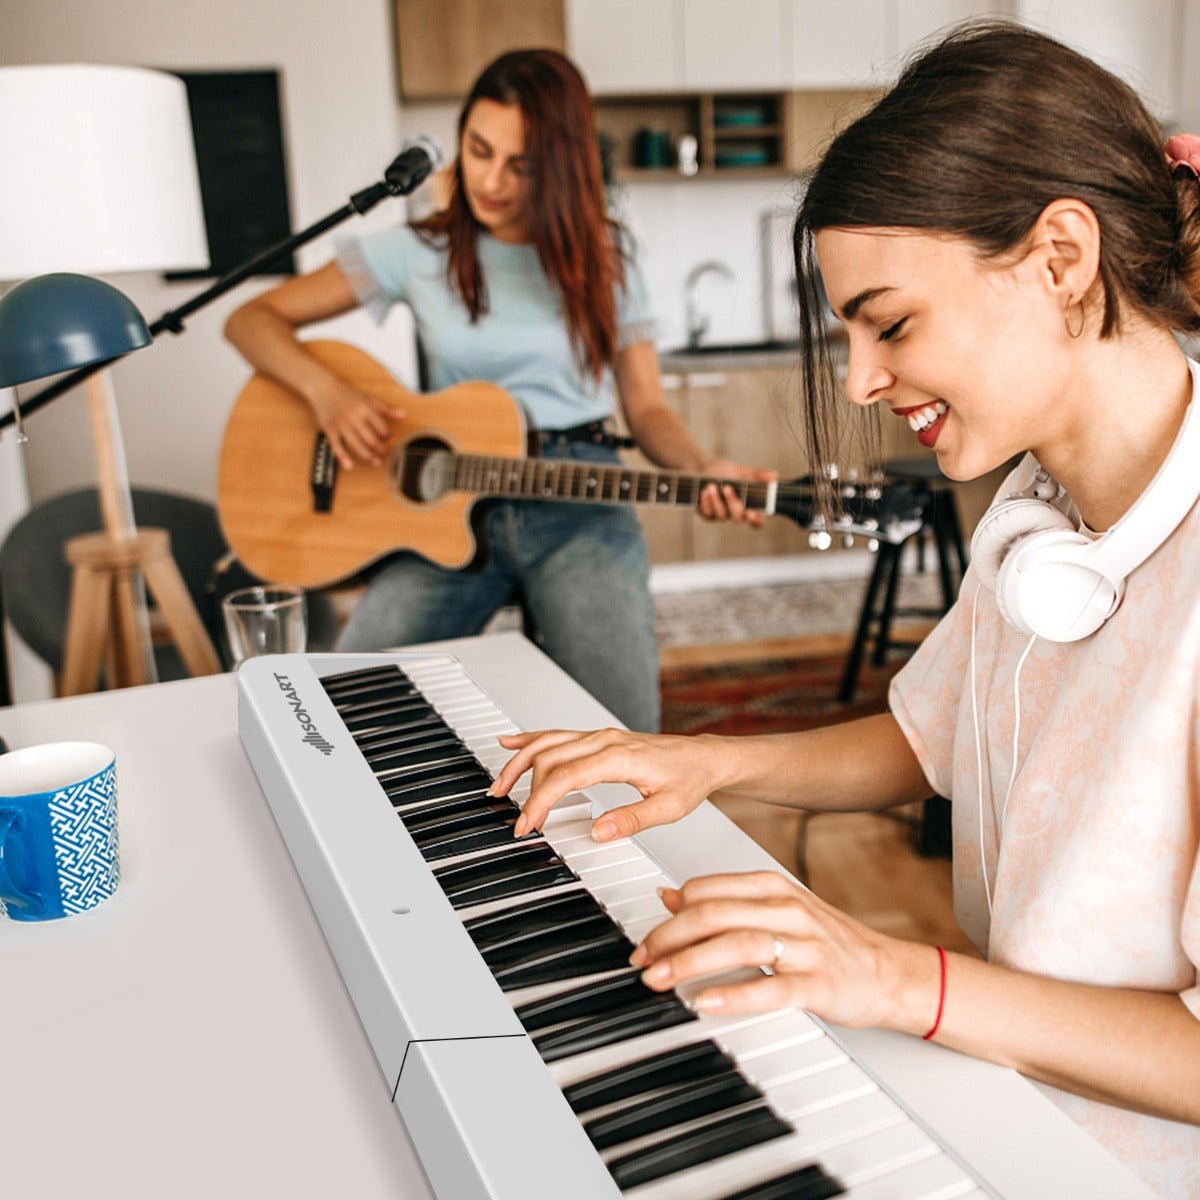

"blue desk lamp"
[0, 273, 221, 694]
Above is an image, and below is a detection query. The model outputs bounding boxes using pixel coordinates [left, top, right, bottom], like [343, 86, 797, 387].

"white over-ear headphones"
[971, 358, 1200, 642]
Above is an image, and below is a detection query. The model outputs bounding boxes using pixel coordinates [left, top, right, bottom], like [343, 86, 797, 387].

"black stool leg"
[839, 541, 898, 703]
[871, 538, 906, 667]
[932, 492, 958, 611]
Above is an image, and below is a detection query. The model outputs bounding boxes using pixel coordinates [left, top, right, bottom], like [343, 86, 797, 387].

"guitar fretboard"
[420, 449, 782, 513]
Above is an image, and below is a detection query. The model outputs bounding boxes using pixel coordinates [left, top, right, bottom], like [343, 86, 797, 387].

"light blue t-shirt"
[335, 225, 657, 431]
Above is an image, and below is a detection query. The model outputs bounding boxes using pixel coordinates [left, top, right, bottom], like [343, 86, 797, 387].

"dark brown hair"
[413, 49, 624, 380]
[794, 21, 1200, 496]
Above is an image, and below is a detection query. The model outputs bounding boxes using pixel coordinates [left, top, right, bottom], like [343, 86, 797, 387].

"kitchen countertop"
[659, 328, 846, 374]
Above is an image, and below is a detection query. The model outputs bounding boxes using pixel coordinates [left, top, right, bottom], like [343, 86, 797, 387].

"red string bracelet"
[923, 945, 947, 1041]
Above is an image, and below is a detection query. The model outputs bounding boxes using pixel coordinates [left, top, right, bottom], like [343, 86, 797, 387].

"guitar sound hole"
[395, 437, 454, 503]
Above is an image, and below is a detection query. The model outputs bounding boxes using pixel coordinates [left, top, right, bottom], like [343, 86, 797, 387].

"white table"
[1, 632, 1155, 1199]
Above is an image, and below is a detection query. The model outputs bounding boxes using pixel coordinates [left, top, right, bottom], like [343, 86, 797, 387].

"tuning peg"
[808, 530, 833, 551]
[841, 534, 855, 549]
[867, 537, 880, 553]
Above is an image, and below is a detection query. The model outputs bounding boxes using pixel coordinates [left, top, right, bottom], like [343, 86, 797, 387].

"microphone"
[384, 134, 445, 196]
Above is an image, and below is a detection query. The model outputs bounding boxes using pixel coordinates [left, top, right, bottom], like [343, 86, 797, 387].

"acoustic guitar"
[219, 340, 923, 588]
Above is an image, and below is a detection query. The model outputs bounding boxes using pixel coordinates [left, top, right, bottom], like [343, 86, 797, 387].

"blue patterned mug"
[0, 742, 120, 922]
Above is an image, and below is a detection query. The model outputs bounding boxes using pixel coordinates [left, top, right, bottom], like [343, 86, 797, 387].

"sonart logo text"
[274, 672, 335, 755]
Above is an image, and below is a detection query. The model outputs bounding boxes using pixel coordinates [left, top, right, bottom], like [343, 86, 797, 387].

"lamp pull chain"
[7, 388, 28, 444]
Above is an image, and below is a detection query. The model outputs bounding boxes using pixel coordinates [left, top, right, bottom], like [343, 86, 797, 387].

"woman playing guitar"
[225, 49, 770, 732]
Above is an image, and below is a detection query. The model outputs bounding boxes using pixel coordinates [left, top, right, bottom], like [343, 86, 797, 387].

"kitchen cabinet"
[565, 0, 683, 94]
[894, 1, 1008, 64]
[1011, 0, 1179, 117]
[394, 0, 564, 99]
[792, 0, 894, 89]
[682, 0, 790, 90]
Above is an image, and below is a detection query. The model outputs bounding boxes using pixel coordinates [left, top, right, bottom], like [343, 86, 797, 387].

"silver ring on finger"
[769, 932, 785, 970]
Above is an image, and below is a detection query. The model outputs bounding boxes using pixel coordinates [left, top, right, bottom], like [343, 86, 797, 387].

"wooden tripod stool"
[54, 371, 223, 697]
[60, 528, 222, 697]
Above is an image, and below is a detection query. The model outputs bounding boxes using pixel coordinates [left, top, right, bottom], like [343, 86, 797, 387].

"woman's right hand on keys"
[488, 728, 730, 842]
[309, 377, 405, 469]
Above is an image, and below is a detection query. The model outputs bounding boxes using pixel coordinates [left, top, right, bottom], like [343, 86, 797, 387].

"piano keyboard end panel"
[237, 656, 524, 1089]
[397, 1037, 623, 1200]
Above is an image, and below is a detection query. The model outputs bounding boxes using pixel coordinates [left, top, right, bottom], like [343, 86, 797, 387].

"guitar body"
[219, 340, 524, 587]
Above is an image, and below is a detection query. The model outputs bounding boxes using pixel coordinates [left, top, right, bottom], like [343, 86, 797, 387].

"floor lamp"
[0, 65, 220, 695]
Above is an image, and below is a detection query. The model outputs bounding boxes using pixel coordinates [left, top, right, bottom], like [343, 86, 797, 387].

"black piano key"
[319, 664, 409, 691]
[383, 765, 494, 805]
[464, 889, 606, 948]
[418, 819, 533, 862]
[366, 737, 468, 774]
[516, 970, 650, 1033]
[583, 1068, 762, 1151]
[480, 908, 617, 967]
[716, 1164, 846, 1200]
[563, 1040, 739, 1114]
[606, 1106, 792, 1191]
[401, 796, 517, 836]
[406, 804, 519, 844]
[379, 754, 480, 784]
[354, 721, 452, 757]
[347, 698, 443, 727]
[492, 928, 635, 991]
[534, 993, 697, 1064]
[326, 679, 420, 708]
[433, 844, 576, 908]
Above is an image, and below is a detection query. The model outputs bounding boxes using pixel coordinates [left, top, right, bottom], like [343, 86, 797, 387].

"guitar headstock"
[774, 473, 927, 548]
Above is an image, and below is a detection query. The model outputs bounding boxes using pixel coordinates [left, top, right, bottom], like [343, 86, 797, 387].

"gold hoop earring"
[1064, 295, 1085, 339]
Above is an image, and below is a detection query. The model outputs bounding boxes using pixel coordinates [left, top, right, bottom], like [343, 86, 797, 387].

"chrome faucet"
[684, 260, 736, 349]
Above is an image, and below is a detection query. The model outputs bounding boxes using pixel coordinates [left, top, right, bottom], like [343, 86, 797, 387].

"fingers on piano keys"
[318, 663, 985, 1200]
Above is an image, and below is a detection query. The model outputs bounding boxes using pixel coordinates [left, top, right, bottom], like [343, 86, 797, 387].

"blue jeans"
[336, 442, 660, 732]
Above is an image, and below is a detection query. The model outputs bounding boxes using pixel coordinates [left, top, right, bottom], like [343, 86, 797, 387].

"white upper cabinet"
[1012, 0, 1179, 118]
[791, 0, 895, 88]
[682, 0, 790, 90]
[895, 2, 1011, 65]
[566, 0, 683, 94]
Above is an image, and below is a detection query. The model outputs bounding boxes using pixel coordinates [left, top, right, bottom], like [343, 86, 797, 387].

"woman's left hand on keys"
[631, 870, 936, 1033]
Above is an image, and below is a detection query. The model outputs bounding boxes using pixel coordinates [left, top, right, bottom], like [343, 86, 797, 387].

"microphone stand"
[0, 175, 407, 432]
[0, 163, 426, 705]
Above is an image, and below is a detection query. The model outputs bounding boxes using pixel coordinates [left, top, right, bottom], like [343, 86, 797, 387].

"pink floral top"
[890, 455, 1200, 1199]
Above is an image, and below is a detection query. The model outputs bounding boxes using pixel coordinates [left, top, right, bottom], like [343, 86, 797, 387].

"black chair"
[0, 487, 337, 685]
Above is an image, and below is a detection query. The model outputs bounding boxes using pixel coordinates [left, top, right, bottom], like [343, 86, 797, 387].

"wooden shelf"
[596, 88, 879, 179]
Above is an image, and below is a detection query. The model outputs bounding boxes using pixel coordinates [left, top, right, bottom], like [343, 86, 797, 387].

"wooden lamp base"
[60, 527, 222, 697]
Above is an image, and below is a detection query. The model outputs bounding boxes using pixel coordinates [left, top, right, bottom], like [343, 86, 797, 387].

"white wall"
[0, 0, 412, 508]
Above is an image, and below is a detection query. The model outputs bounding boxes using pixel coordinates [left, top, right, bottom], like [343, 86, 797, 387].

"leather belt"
[538, 419, 635, 450]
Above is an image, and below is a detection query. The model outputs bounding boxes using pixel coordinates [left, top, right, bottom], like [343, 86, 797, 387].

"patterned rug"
[659, 652, 907, 737]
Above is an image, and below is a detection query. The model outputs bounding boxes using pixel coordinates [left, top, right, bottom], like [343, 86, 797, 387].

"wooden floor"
[710, 794, 976, 955]
[666, 632, 978, 958]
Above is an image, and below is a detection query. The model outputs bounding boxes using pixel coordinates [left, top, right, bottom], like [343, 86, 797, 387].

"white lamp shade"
[0, 64, 208, 280]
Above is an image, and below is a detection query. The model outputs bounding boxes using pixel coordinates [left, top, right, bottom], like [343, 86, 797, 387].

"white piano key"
[838, 1151, 976, 1200]
[741, 1034, 848, 1086]
[769, 1062, 879, 1118]
[718, 1010, 823, 1057]
[604, 894, 671, 926]
[820, 1120, 940, 1186]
